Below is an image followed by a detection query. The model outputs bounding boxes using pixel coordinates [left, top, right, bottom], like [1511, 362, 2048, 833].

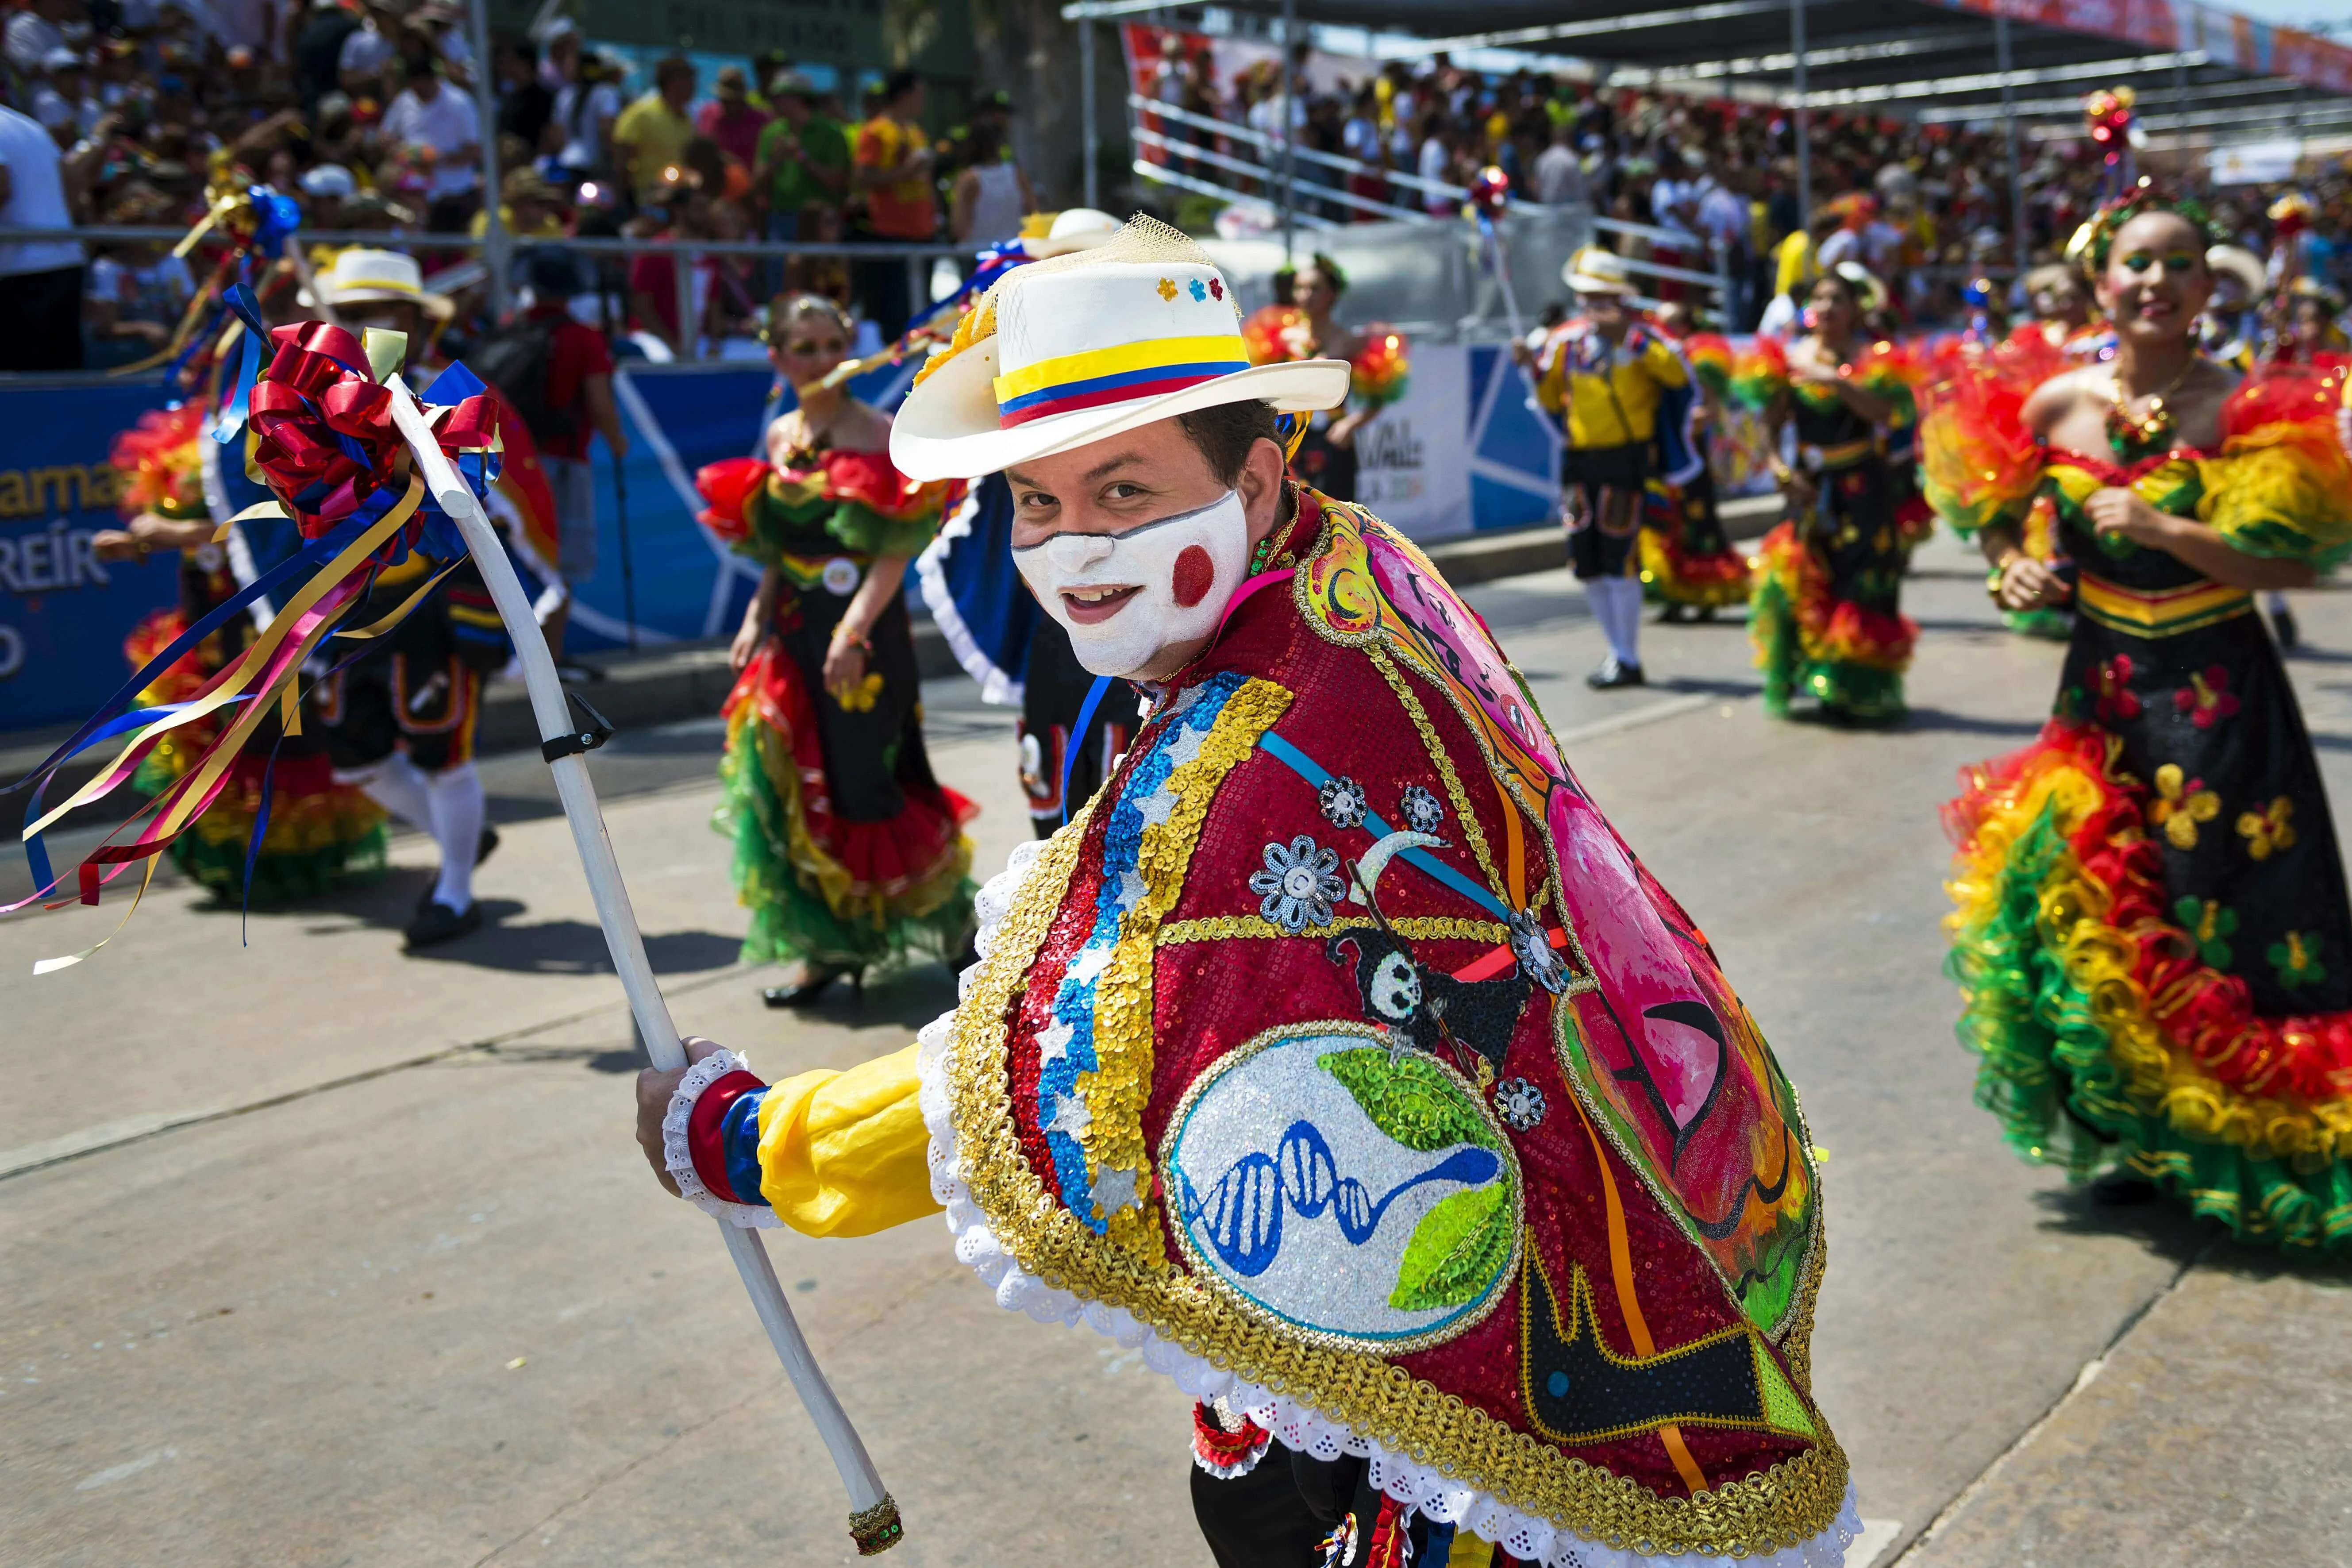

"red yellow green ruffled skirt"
[1944, 721, 2352, 1251]
[126, 610, 389, 902]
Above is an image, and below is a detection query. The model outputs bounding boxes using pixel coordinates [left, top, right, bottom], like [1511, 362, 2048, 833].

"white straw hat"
[890, 216, 1349, 483]
[301, 247, 454, 319]
[1563, 245, 1634, 296]
[1025, 207, 1122, 258]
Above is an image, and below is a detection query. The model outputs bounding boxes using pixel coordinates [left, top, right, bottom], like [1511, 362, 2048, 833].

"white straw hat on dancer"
[1025, 206, 1123, 258]
[1562, 244, 1635, 296]
[301, 247, 455, 319]
[890, 216, 1350, 482]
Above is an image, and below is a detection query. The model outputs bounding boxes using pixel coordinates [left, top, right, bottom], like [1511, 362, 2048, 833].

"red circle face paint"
[1172, 543, 1216, 608]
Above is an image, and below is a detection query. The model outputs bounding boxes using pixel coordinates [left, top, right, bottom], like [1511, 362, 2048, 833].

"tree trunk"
[974, 0, 1126, 210]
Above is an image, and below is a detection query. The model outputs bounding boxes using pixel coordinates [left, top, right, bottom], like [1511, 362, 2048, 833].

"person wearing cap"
[2197, 245, 2263, 371]
[31, 45, 99, 146]
[1514, 245, 1690, 689]
[631, 215, 1855, 1568]
[692, 291, 975, 1007]
[751, 67, 846, 259]
[297, 160, 355, 228]
[470, 164, 569, 241]
[1741, 262, 1918, 724]
[301, 248, 512, 948]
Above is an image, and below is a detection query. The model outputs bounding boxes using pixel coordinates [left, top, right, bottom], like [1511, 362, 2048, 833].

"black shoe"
[2089, 1170, 2159, 1207]
[1657, 603, 1688, 624]
[476, 825, 500, 866]
[2272, 607, 2300, 650]
[405, 898, 483, 948]
[762, 966, 860, 1009]
[1586, 657, 1647, 690]
[1695, 605, 1717, 623]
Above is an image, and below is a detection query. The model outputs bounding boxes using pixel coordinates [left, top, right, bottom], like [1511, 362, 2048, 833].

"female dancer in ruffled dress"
[696, 294, 977, 1007]
[1240, 253, 1408, 503]
[1924, 194, 2352, 1249]
[1740, 265, 1920, 723]
[94, 403, 388, 902]
[1640, 324, 1752, 620]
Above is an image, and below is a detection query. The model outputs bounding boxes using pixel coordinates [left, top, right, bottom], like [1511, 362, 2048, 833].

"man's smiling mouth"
[1062, 584, 1143, 623]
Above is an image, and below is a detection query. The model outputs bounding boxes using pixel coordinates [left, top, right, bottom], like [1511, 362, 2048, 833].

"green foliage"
[1318, 1048, 1493, 1153]
[1390, 1183, 1513, 1312]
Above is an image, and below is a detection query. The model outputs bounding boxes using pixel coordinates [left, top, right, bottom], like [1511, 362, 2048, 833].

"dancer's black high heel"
[762, 965, 861, 1009]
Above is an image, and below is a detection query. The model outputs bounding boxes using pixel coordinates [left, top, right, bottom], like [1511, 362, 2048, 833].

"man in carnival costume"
[1515, 247, 1695, 690]
[912, 207, 1154, 834]
[635, 218, 1856, 1567]
[303, 248, 514, 948]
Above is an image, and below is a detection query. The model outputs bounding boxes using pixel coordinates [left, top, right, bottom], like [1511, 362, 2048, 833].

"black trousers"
[0, 265, 85, 371]
[1192, 1446, 1450, 1567]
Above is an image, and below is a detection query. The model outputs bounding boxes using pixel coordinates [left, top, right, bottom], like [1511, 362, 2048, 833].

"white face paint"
[1012, 489, 1251, 678]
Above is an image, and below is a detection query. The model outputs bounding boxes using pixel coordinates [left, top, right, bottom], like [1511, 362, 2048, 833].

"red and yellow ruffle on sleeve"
[694, 448, 951, 564]
[2194, 364, 2352, 572]
[109, 403, 210, 523]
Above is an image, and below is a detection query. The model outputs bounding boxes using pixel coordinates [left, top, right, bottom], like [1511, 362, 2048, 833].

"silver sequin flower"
[1317, 775, 1369, 830]
[1495, 1076, 1547, 1132]
[1400, 783, 1446, 835]
[1509, 908, 1570, 995]
[1249, 835, 1345, 933]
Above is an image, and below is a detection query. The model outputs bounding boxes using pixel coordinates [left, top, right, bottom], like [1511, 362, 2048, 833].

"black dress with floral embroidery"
[2044, 448, 2352, 1016]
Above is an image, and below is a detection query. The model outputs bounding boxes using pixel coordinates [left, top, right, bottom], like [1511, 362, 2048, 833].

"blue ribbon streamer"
[1061, 674, 1115, 827]
[1256, 731, 1511, 919]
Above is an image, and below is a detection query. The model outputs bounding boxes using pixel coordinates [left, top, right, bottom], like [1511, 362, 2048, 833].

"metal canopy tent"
[1069, 0, 2352, 273]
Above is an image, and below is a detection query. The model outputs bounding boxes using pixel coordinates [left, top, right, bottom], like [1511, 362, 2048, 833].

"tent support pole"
[1082, 15, 1100, 210]
[1997, 15, 2026, 278]
[1279, 0, 1297, 262]
[1790, 0, 1810, 222]
[469, 0, 506, 317]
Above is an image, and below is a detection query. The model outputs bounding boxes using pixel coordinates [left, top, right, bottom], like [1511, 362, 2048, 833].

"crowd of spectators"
[1144, 35, 2352, 331]
[0, 0, 1040, 370]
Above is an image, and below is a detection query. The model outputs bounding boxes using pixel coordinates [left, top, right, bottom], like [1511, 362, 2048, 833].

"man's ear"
[1238, 433, 1287, 545]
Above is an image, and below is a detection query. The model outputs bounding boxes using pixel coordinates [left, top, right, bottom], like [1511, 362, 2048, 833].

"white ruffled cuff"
[662, 1047, 782, 1231]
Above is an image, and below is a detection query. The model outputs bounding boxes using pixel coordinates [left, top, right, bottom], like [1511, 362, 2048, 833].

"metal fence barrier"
[0, 227, 968, 372]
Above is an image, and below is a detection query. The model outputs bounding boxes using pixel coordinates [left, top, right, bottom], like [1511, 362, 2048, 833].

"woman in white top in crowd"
[948, 122, 1033, 251]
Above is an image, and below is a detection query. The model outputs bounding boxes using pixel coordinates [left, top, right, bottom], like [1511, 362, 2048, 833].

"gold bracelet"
[1986, 550, 2021, 602]
[831, 623, 871, 651]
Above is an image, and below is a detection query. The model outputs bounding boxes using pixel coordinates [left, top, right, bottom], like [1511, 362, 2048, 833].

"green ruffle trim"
[1750, 570, 1907, 723]
[2002, 606, 2073, 641]
[741, 485, 940, 566]
[133, 754, 390, 903]
[714, 721, 974, 974]
[1949, 794, 2352, 1250]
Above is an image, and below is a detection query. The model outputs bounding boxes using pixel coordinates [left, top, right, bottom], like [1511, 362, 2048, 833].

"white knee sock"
[353, 753, 434, 833]
[423, 761, 485, 913]
[1592, 576, 1642, 667]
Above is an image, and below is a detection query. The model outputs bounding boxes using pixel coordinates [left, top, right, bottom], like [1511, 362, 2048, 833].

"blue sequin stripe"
[720, 1088, 770, 1208]
[1256, 732, 1511, 920]
[1039, 669, 1249, 1233]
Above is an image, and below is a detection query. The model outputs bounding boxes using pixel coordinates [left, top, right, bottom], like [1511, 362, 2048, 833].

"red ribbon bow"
[246, 321, 500, 543]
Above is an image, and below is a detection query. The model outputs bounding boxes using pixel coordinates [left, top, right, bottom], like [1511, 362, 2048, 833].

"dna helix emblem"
[1175, 1120, 1501, 1279]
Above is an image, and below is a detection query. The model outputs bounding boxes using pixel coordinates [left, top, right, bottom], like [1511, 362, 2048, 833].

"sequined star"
[1112, 868, 1147, 912]
[1163, 722, 1210, 768]
[1035, 1017, 1075, 1066]
[1091, 1164, 1142, 1216]
[1068, 944, 1116, 984]
[1132, 785, 1181, 828]
[1045, 1092, 1093, 1137]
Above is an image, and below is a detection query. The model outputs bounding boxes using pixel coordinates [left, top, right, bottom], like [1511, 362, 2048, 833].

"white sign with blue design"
[1163, 1025, 1521, 1350]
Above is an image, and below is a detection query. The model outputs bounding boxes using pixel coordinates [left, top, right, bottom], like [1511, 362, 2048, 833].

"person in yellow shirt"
[612, 54, 697, 208]
[1513, 245, 1689, 688]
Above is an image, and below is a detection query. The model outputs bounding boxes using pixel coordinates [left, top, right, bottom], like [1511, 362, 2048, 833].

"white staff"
[384, 379, 902, 1556]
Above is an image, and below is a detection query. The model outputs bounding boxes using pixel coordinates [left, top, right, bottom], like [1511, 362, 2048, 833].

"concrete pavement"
[4, 531, 2348, 1566]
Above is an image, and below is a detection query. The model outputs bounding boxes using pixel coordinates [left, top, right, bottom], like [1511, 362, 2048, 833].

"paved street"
[4, 529, 2349, 1568]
